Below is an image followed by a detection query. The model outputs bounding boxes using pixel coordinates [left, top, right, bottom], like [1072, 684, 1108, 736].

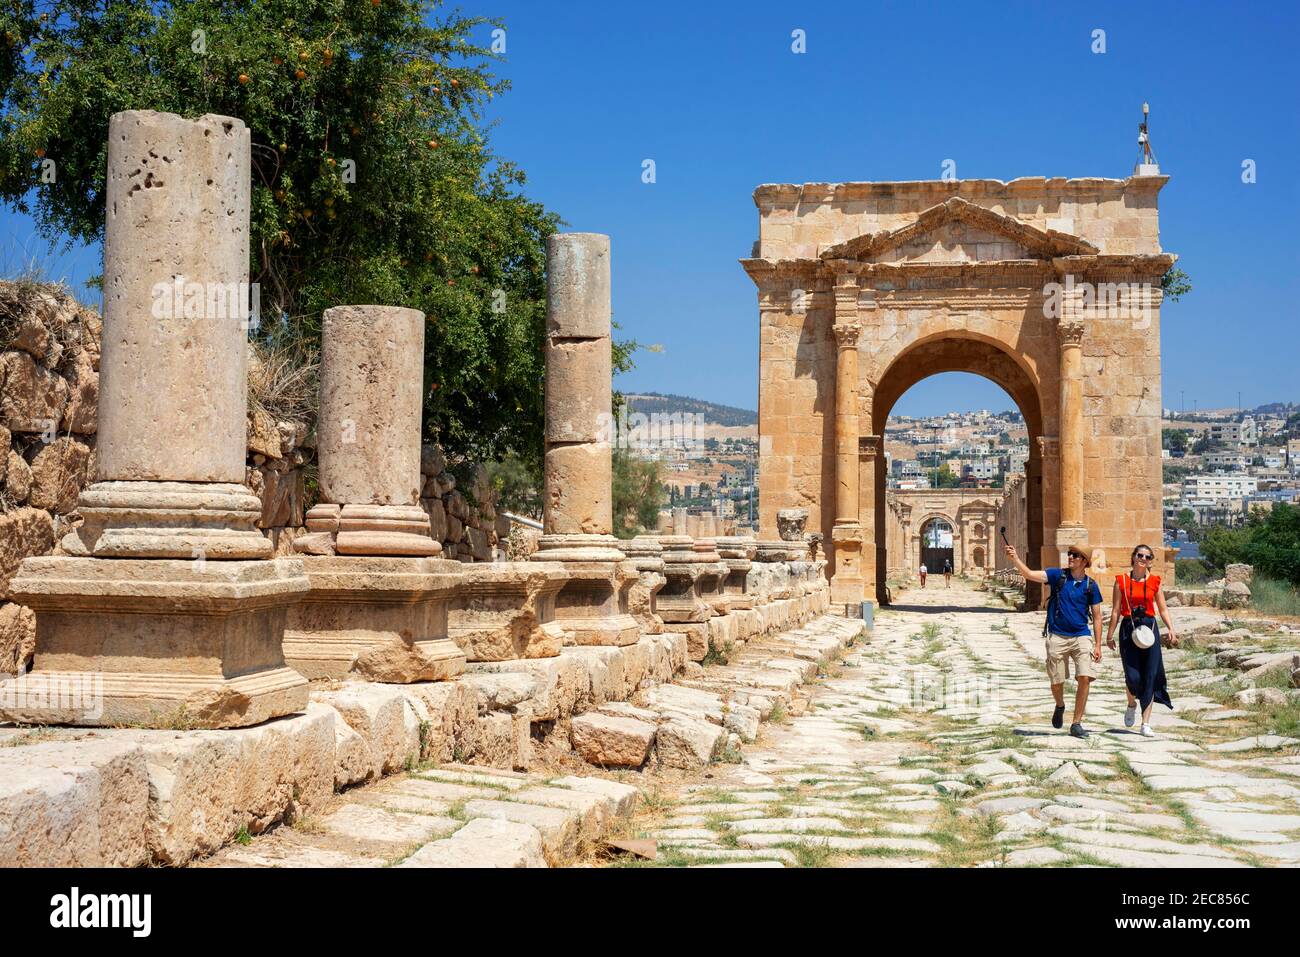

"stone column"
[2, 111, 309, 728]
[830, 313, 865, 605]
[1057, 319, 1086, 547]
[284, 306, 466, 682]
[531, 233, 639, 646]
[860, 433, 882, 605]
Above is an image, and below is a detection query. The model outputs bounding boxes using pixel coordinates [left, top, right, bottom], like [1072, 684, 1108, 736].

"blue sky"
[4, 0, 1297, 417]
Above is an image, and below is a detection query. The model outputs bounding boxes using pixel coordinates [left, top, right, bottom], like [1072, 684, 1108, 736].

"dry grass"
[248, 338, 319, 426]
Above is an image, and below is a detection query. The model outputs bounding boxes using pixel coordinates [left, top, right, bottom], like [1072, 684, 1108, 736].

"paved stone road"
[622, 581, 1300, 868]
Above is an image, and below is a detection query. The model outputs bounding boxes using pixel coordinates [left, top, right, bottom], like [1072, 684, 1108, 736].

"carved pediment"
[821, 197, 1098, 264]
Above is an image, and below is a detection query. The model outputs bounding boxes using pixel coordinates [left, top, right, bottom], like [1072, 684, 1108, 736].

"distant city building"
[1182, 473, 1259, 501]
[1209, 417, 1258, 446]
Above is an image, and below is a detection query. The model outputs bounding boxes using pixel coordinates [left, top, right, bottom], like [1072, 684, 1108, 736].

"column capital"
[858, 434, 882, 460]
[832, 321, 862, 350]
[1058, 319, 1086, 349]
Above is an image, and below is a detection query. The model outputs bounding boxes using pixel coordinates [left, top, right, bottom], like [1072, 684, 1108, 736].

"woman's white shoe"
[1124, 704, 1137, 728]
[1140, 724, 1155, 737]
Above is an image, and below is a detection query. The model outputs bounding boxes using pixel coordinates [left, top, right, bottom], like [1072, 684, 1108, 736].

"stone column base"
[62, 481, 273, 559]
[545, 560, 641, 647]
[303, 503, 441, 556]
[282, 556, 466, 682]
[2, 556, 310, 728]
[448, 563, 568, 661]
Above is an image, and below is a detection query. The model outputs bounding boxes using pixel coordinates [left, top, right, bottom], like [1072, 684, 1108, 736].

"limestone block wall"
[995, 474, 1029, 573]
[0, 282, 100, 673]
[417, 444, 509, 562]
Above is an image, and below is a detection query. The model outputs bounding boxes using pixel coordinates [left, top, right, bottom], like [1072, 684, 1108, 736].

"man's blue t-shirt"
[1045, 567, 1102, 637]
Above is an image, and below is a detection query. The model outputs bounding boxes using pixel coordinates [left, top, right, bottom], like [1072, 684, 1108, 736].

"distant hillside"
[624, 392, 757, 428]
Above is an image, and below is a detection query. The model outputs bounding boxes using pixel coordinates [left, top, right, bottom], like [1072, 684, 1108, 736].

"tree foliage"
[0, 0, 623, 471]
[1201, 503, 1300, 585]
[612, 448, 663, 539]
[1160, 266, 1192, 303]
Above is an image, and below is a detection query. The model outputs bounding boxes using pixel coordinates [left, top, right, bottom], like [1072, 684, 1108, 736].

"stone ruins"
[744, 178, 1175, 608]
[7, 111, 1289, 873]
[0, 111, 836, 867]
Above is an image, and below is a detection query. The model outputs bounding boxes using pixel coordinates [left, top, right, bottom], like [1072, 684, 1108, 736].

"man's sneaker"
[1124, 704, 1137, 728]
[1052, 705, 1065, 729]
[1069, 722, 1089, 739]
[1140, 724, 1155, 738]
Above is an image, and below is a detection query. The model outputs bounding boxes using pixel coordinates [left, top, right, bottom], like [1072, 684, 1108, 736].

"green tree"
[612, 449, 664, 539]
[932, 464, 960, 489]
[0, 0, 638, 471]
[1160, 266, 1192, 302]
[1201, 503, 1300, 585]
[1162, 428, 1189, 453]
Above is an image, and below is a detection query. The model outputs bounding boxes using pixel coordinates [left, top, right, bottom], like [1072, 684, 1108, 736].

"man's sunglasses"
[1067, 551, 1086, 560]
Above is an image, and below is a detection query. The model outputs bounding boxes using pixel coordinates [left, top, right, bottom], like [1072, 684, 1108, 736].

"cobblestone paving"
[622, 582, 1300, 868]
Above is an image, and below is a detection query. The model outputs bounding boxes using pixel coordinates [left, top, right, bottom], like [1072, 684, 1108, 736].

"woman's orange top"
[1118, 573, 1161, 617]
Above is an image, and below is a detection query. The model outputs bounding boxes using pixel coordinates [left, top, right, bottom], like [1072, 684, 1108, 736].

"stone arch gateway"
[743, 175, 1175, 608]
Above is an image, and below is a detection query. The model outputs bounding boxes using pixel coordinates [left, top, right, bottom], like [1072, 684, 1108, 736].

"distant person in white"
[919, 563, 928, 588]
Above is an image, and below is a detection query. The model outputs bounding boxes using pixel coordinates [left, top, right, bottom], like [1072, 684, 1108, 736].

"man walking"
[943, 558, 953, 587]
[1003, 543, 1103, 738]
[919, 562, 928, 588]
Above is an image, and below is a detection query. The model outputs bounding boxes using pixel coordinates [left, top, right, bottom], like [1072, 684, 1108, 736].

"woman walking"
[1105, 544, 1178, 737]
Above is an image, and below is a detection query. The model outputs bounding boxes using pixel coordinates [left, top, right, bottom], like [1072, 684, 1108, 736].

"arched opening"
[919, 516, 954, 576]
[871, 336, 1048, 608]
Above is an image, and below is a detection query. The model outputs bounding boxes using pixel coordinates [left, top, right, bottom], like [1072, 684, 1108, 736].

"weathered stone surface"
[27, 435, 92, 513]
[0, 600, 35, 673]
[398, 817, 545, 868]
[98, 111, 251, 484]
[571, 712, 655, 767]
[0, 739, 149, 867]
[111, 704, 334, 865]
[655, 717, 725, 769]
[60, 348, 98, 434]
[0, 507, 54, 599]
[463, 797, 580, 861]
[0, 349, 68, 432]
[4, 449, 31, 503]
[313, 684, 420, 778]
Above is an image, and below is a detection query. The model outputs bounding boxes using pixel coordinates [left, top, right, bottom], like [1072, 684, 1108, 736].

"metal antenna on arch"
[1135, 102, 1160, 174]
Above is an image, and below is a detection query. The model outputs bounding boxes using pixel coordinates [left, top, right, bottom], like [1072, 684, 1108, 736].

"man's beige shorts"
[1045, 633, 1097, 683]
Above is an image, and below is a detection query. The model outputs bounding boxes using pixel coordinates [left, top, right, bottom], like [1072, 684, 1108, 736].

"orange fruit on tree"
[295, 68, 306, 80]
[238, 73, 250, 85]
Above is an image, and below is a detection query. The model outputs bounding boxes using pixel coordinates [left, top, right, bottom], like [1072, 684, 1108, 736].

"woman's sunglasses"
[1135, 552, 1153, 561]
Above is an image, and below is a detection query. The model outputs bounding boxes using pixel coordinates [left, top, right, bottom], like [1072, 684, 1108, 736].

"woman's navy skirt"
[1119, 617, 1173, 712]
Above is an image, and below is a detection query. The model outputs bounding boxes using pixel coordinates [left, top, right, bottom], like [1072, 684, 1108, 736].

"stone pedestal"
[290, 305, 463, 682]
[693, 537, 729, 616]
[1, 111, 309, 728]
[715, 536, 756, 610]
[656, 535, 714, 623]
[281, 557, 465, 681]
[624, 536, 666, 634]
[447, 564, 567, 662]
